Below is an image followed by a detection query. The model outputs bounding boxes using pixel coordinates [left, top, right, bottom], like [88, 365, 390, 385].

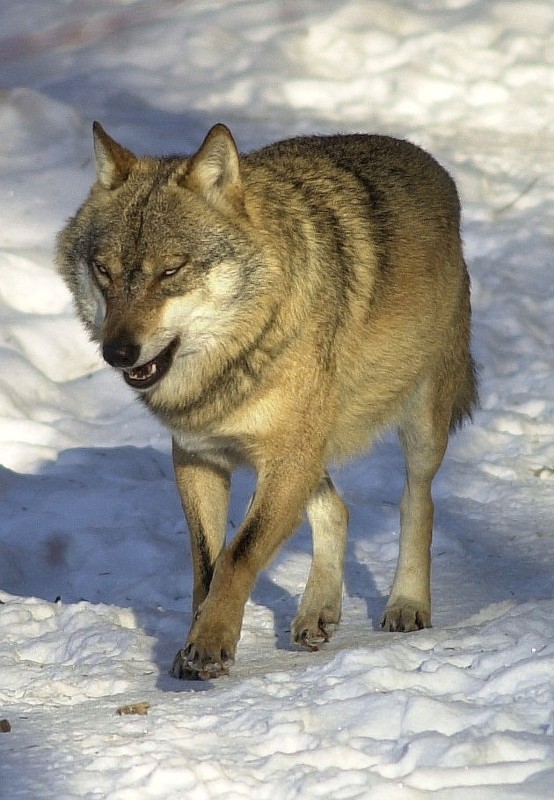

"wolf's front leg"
[171, 441, 230, 624]
[173, 458, 321, 679]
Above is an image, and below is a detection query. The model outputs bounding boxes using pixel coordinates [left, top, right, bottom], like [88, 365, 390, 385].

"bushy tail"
[450, 353, 479, 432]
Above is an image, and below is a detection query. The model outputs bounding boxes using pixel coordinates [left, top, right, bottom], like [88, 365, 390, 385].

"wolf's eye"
[160, 266, 182, 280]
[91, 260, 110, 279]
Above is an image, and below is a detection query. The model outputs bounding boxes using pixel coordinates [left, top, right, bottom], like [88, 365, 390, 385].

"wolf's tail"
[450, 353, 479, 431]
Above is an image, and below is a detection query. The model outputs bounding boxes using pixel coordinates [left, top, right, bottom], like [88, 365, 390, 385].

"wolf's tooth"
[128, 360, 157, 381]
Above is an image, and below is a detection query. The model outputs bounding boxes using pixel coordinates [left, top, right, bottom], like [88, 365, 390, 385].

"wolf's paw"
[171, 623, 238, 680]
[381, 600, 431, 633]
[291, 608, 339, 651]
[171, 643, 234, 680]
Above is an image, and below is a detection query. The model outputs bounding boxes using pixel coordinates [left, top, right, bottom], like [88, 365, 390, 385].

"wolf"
[57, 122, 477, 679]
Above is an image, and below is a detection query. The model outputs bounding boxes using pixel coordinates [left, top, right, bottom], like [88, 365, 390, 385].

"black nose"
[102, 339, 141, 368]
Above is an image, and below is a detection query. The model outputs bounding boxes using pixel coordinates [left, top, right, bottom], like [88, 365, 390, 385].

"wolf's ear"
[92, 122, 137, 190]
[175, 124, 245, 215]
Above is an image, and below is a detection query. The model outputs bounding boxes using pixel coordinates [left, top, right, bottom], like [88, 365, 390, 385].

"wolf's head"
[57, 123, 275, 396]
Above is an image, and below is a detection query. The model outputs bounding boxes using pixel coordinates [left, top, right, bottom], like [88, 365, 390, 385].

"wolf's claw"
[293, 622, 333, 652]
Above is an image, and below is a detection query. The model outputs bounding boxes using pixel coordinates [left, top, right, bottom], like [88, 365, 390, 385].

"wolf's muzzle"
[103, 336, 180, 390]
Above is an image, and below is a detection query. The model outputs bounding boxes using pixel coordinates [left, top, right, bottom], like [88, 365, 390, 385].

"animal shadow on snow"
[0, 443, 550, 686]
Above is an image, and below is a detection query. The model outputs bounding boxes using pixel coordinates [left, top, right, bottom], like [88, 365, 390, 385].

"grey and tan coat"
[57, 123, 478, 679]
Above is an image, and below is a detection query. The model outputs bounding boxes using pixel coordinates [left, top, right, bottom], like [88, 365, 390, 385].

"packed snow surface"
[0, 1, 553, 797]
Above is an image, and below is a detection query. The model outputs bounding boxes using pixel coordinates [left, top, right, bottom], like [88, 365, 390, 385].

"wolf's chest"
[172, 428, 226, 453]
[171, 426, 248, 469]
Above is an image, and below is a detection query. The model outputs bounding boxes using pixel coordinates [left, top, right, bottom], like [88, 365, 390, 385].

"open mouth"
[123, 337, 180, 390]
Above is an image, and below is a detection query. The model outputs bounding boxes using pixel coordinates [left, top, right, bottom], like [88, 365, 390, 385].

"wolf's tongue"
[127, 361, 157, 382]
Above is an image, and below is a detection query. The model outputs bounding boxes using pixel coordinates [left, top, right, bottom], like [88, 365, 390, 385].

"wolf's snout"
[102, 339, 140, 369]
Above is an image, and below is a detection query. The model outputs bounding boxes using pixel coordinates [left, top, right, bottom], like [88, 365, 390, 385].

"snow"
[0, 0, 553, 796]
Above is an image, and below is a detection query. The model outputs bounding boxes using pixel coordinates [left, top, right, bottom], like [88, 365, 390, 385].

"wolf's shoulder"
[243, 133, 454, 195]
[244, 133, 431, 167]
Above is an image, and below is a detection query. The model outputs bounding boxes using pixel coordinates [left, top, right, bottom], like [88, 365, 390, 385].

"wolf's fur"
[57, 123, 477, 679]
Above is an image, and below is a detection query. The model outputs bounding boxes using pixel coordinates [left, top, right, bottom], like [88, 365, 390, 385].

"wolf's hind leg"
[292, 474, 348, 649]
[381, 379, 450, 632]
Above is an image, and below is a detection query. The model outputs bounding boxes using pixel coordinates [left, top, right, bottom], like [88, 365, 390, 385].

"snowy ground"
[0, 1, 553, 797]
